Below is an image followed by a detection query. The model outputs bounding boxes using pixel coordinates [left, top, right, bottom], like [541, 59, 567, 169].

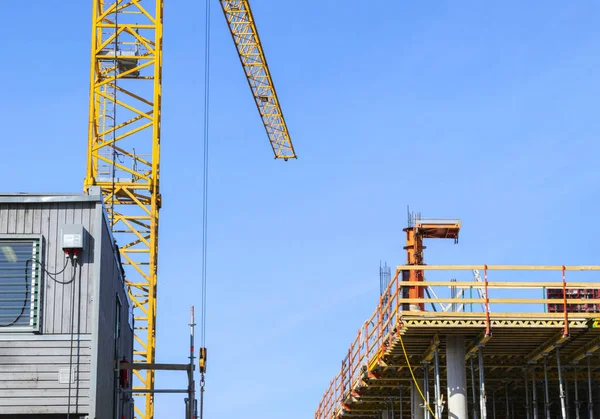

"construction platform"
[315, 266, 600, 419]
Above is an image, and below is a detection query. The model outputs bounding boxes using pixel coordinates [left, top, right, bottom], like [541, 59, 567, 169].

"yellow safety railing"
[314, 265, 600, 419]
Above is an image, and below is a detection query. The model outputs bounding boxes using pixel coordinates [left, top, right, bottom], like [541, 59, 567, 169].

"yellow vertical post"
[85, 1, 163, 418]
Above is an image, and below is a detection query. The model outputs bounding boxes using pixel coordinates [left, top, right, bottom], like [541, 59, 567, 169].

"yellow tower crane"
[84, 1, 295, 418]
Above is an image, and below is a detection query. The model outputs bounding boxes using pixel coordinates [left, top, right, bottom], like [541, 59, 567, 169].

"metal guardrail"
[314, 265, 600, 419]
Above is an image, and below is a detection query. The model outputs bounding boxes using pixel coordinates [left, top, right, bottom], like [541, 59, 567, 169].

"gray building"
[0, 191, 134, 418]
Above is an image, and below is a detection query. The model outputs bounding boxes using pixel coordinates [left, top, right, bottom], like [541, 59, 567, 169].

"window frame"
[0, 234, 43, 333]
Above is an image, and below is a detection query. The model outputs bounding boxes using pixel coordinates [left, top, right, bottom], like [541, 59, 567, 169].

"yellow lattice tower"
[84, 1, 163, 418]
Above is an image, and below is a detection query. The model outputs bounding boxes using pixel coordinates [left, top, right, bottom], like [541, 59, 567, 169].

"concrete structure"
[446, 335, 467, 419]
[0, 191, 133, 418]
[315, 264, 600, 419]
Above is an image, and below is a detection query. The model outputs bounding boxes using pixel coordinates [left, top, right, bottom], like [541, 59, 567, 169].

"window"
[0, 238, 41, 332]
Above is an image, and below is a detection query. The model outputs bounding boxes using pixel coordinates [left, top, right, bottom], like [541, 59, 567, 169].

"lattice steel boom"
[84, 1, 163, 418]
[219, 0, 296, 160]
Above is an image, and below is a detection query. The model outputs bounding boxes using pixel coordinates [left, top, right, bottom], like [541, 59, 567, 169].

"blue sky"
[2, 1, 600, 418]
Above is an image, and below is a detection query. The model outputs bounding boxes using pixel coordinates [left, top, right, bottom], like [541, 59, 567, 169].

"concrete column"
[446, 335, 468, 419]
[412, 381, 425, 419]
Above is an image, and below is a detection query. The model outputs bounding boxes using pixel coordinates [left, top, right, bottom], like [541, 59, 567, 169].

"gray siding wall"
[0, 336, 92, 415]
[0, 201, 97, 335]
[90, 211, 134, 419]
[0, 196, 133, 418]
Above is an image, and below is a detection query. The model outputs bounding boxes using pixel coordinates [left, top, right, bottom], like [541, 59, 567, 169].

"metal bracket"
[571, 335, 600, 363]
[422, 334, 440, 363]
[466, 331, 491, 359]
[526, 331, 569, 364]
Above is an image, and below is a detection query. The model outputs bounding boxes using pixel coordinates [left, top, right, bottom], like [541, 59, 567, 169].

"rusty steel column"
[403, 227, 424, 311]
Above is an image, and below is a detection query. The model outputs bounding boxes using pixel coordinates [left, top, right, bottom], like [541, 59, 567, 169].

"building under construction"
[315, 216, 600, 419]
[3, 2, 599, 419]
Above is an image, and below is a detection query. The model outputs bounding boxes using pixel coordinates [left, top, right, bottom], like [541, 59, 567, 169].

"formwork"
[315, 229, 600, 419]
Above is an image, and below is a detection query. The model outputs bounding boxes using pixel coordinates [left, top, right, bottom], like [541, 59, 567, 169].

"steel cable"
[201, 0, 212, 350]
[200, 0, 212, 418]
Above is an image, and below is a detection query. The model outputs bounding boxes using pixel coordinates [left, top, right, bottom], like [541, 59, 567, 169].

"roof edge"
[0, 192, 102, 204]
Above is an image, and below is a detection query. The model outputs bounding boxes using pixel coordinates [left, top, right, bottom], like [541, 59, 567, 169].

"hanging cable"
[66, 261, 79, 419]
[199, 0, 212, 418]
[398, 326, 438, 418]
[201, 0, 211, 349]
[0, 257, 70, 328]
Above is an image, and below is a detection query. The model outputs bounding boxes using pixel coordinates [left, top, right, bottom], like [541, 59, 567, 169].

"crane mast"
[85, 1, 294, 418]
[219, 0, 296, 159]
[84, 1, 163, 418]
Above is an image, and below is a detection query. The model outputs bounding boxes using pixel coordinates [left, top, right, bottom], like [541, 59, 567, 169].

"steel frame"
[218, 0, 296, 160]
[85, 1, 163, 418]
[315, 265, 600, 419]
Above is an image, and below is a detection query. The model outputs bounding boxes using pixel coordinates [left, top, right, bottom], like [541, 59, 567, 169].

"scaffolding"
[315, 215, 600, 419]
[315, 265, 600, 419]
